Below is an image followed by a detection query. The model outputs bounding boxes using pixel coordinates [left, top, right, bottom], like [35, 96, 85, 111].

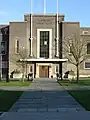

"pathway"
[1, 78, 88, 120]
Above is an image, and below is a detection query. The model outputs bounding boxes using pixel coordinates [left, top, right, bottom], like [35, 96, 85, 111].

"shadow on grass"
[0, 91, 23, 112]
[68, 90, 90, 111]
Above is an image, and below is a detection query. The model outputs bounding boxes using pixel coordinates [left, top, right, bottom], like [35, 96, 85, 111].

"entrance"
[39, 66, 49, 78]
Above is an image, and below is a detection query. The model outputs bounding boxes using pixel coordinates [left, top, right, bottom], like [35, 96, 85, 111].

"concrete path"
[1, 78, 89, 120]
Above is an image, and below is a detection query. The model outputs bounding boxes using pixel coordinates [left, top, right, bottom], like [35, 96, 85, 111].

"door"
[39, 66, 49, 78]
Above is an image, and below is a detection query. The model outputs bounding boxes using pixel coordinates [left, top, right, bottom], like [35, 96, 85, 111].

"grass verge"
[59, 79, 90, 86]
[0, 81, 31, 86]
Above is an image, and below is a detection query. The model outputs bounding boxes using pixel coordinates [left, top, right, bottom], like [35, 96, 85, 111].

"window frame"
[0, 41, 7, 55]
[84, 61, 90, 69]
[37, 29, 52, 59]
[40, 31, 49, 58]
[83, 31, 88, 35]
[15, 39, 20, 54]
[55, 65, 59, 73]
[87, 43, 90, 54]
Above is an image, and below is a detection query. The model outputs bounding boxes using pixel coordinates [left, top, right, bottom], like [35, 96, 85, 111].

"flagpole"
[30, 0, 33, 56]
[44, 0, 46, 15]
[56, 0, 59, 57]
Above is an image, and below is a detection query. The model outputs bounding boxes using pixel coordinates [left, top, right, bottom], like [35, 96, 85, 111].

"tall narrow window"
[15, 40, 19, 53]
[55, 65, 59, 73]
[40, 31, 49, 58]
[55, 38, 57, 57]
[87, 43, 90, 54]
[30, 66, 32, 72]
[1, 42, 6, 55]
[29, 38, 31, 56]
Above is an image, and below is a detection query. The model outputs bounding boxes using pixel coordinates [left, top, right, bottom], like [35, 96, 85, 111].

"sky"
[0, 0, 89, 27]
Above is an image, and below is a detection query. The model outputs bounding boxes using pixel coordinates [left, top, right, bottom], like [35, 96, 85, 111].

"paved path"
[1, 78, 89, 120]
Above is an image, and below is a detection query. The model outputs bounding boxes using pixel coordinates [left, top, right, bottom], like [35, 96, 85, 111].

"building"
[0, 13, 90, 79]
[0, 25, 9, 79]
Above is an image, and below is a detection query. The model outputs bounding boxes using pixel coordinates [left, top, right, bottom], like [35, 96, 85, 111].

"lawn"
[0, 81, 31, 86]
[0, 91, 23, 111]
[68, 90, 90, 111]
[59, 79, 90, 86]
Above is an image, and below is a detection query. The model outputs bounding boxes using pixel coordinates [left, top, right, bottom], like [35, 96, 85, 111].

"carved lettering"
[35, 18, 54, 24]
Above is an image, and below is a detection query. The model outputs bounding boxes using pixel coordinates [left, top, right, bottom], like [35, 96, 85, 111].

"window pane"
[85, 62, 90, 68]
[17, 40, 19, 53]
[56, 66, 59, 72]
[1, 42, 6, 55]
[15, 40, 19, 53]
[87, 43, 90, 54]
[40, 31, 49, 58]
[30, 66, 33, 72]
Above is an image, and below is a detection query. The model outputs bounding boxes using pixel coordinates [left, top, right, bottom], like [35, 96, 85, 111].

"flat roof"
[24, 14, 65, 17]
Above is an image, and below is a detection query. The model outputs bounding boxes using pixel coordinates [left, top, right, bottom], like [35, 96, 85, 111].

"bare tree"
[63, 34, 87, 83]
[10, 47, 28, 82]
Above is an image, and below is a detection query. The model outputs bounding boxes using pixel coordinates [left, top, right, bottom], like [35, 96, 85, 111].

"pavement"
[0, 78, 90, 120]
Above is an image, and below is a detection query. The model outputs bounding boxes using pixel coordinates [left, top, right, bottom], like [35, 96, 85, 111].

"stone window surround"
[37, 29, 52, 59]
[84, 61, 90, 69]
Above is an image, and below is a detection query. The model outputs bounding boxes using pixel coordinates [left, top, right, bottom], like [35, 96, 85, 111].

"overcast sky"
[0, 0, 89, 27]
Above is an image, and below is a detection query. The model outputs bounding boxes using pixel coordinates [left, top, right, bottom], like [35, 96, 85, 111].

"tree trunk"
[22, 66, 25, 82]
[6, 68, 9, 82]
[76, 64, 79, 83]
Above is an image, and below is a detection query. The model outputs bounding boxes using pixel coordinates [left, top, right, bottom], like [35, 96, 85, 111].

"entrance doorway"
[39, 66, 49, 78]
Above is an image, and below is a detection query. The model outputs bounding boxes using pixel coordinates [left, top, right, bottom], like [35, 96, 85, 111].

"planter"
[28, 73, 33, 81]
[13, 73, 23, 79]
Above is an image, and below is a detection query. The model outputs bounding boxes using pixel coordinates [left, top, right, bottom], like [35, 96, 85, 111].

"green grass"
[0, 91, 23, 111]
[59, 81, 77, 86]
[0, 81, 31, 86]
[68, 90, 90, 111]
[59, 79, 90, 86]
[78, 80, 90, 86]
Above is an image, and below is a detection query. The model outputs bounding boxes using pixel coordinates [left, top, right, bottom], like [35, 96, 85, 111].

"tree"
[18, 47, 28, 82]
[11, 47, 28, 82]
[63, 34, 87, 83]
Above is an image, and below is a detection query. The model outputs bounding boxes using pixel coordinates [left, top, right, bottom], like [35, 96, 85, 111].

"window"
[1, 42, 6, 55]
[30, 66, 33, 72]
[40, 31, 49, 58]
[55, 38, 57, 57]
[29, 37, 31, 56]
[83, 31, 88, 35]
[55, 65, 59, 73]
[87, 43, 90, 54]
[68, 44, 72, 55]
[15, 40, 19, 53]
[2, 61, 7, 68]
[85, 62, 90, 69]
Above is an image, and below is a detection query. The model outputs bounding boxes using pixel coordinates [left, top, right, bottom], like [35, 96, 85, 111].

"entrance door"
[39, 66, 49, 78]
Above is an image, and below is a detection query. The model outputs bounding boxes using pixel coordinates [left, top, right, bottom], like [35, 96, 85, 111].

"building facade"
[0, 25, 9, 79]
[0, 14, 90, 79]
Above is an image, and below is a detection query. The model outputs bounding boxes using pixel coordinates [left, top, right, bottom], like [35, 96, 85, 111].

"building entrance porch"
[20, 58, 68, 79]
